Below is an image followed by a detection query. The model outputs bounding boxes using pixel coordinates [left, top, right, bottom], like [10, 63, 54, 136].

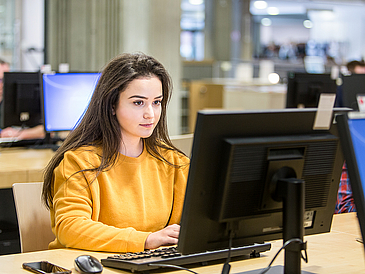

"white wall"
[20, 0, 44, 71]
[308, 5, 365, 62]
[261, 24, 310, 45]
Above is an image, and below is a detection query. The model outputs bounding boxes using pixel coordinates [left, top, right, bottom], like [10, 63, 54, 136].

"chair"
[12, 182, 55, 253]
[170, 133, 194, 157]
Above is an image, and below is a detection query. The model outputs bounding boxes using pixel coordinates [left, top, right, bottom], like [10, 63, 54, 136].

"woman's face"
[114, 76, 163, 144]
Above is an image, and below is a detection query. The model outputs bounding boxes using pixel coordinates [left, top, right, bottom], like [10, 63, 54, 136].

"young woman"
[42, 53, 189, 253]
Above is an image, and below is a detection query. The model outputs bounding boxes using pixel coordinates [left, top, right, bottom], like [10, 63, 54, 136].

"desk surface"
[0, 213, 363, 274]
[0, 148, 54, 188]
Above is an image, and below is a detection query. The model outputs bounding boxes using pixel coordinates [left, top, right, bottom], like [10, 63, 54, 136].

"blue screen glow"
[348, 118, 365, 192]
[42, 73, 101, 132]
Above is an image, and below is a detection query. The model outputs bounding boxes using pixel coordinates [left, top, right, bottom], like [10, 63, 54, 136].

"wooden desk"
[0, 213, 363, 273]
[0, 148, 54, 189]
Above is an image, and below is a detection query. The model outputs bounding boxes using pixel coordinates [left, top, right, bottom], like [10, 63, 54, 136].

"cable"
[259, 238, 307, 274]
[147, 263, 199, 274]
[221, 227, 235, 274]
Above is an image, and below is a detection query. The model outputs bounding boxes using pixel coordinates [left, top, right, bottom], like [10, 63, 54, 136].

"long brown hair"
[42, 52, 185, 209]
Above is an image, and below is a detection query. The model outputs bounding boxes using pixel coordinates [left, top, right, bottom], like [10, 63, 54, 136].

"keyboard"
[0, 137, 18, 143]
[101, 243, 271, 273]
[0, 138, 44, 148]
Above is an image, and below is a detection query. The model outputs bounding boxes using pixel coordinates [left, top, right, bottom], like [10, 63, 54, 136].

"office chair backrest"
[12, 182, 54, 253]
[170, 134, 194, 157]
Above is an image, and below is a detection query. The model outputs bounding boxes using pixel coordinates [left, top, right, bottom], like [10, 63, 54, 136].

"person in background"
[346, 60, 365, 74]
[335, 60, 365, 108]
[0, 58, 45, 140]
[334, 60, 365, 213]
[335, 163, 356, 213]
[41, 53, 190, 253]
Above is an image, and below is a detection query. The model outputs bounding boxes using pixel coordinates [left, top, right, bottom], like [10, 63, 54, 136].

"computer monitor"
[286, 72, 337, 108]
[337, 111, 365, 252]
[41, 72, 101, 133]
[2, 72, 42, 129]
[178, 108, 346, 273]
[340, 74, 365, 111]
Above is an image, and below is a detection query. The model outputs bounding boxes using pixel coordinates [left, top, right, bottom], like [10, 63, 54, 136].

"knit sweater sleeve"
[50, 148, 151, 253]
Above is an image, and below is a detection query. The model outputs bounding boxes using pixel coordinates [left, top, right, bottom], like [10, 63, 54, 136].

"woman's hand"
[145, 224, 180, 250]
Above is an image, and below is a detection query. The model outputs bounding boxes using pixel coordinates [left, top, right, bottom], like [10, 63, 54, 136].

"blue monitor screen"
[42, 72, 101, 132]
[348, 117, 365, 191]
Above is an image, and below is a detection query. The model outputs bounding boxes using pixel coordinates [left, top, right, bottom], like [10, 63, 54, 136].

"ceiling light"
[261, 18, 272, 27]
[267, 7, 279, 15]
[303, 20, 313, 29]
[189, 0, 204, 5]
[268, 73, 280, 84]
[254, 1, 267, 9]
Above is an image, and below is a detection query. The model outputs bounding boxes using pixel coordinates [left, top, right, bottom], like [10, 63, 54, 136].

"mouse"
[74, 255, 103, 274]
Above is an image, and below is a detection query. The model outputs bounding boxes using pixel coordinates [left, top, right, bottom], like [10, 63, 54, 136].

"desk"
[188, 79, 286, 132]
[0, 213, 363, 274]
[0, 148, 55, 189]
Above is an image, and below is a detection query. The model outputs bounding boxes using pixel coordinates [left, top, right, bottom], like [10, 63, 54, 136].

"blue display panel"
[42, 73, 101, 132]
[348, 118, 365, 193]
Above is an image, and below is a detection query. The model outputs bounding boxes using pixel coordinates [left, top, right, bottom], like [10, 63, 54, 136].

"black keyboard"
[101, 243, 271, 273]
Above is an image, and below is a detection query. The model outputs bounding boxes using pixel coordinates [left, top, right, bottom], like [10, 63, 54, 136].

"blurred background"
[1, 0, 364, 135]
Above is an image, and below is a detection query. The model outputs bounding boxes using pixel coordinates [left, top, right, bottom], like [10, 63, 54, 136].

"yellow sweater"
[49, 145, 189, 253]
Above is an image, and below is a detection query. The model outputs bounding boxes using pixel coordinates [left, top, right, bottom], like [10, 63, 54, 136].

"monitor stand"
[278, 177, 307, 274]
[242, 177, 311, 274]
[29, 133, 62, 151]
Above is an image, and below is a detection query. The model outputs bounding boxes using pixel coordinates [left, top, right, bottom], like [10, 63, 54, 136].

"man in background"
[0, 59, 45, 140]
[346, 60, 365, 74]
[335, 60, 365, 213]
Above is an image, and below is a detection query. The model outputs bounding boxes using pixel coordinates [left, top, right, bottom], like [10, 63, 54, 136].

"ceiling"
[250, 0, 365, 15]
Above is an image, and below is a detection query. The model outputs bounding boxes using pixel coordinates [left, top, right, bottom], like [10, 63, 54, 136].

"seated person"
[0, 59, 45, 140]
[346, 60, 365, 74]
[41, 53, 190, 253]
[335, 163, 356, 213]
[335, 60, 364, 213]
[335, 60, 365, 107]
[0, 124, 45, 140]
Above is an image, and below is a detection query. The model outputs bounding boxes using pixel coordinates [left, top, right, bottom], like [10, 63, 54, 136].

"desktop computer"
[2, 72, 42, 129]
[337, 111, 365, 252]
[286, 72, 337, 108]
[102, 108, 347, 274]
[340, 74, 365, 111]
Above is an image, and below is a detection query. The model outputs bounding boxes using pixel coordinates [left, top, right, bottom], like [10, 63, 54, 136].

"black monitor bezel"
[2, 72, 42, 129]
[286, 72, 337, 108]
[178, 108, 346, 256]
[341, 74, 365, 111]
[336, 112, 365, 249]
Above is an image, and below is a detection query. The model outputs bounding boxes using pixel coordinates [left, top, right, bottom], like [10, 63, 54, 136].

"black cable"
[259, 238, 307, 274]
[147, 263, 199, 274]
[221, 228, 234, 274]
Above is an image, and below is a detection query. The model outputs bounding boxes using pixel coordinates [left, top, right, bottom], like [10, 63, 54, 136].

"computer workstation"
[339, 74, 365, 111]
[0, 71, 101, 148]
[337, 111, 365, 251]
[0, 72, 101, 255]
[102, 108, 346, 274]
[286, 72, 337, 108]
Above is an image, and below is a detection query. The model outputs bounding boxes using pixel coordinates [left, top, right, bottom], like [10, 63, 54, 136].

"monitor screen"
[2, 72, 42, 129]
[341, 74, 365, 111]
[178, 108, 346, 271]
[286, 72, 337, 108]
[337, 111, 365, 251]
[41, 72, 101, 132]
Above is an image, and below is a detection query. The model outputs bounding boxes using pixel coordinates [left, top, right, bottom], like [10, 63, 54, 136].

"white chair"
[12, 182, 55, 253]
